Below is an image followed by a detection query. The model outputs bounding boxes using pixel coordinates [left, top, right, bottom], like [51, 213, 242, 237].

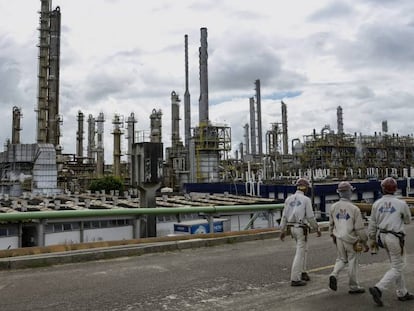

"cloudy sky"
[1, 0, 414, 163]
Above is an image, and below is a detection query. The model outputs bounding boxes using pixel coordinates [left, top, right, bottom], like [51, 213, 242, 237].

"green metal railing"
[0, 204, 284, 221]
[0, 204, 285, 237]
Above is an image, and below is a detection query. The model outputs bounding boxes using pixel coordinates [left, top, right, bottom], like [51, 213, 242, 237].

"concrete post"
[138, 184, 160, 238]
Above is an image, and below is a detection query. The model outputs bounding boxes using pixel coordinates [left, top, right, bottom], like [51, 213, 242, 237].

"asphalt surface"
[0, 224, 414, 310]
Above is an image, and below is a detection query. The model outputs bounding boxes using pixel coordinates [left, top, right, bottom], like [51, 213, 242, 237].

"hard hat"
[381, 177, 397, 194]
[296, 178, 310, 188]
[337, 181, 355, 192]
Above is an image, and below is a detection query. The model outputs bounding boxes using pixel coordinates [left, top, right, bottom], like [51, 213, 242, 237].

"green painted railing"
[0, 204, 285, 222]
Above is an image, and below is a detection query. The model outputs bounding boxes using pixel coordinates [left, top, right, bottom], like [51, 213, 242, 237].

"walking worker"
[368, 177, 413, 306]
[328, 181, 368, 294]
[280, 177, 321, 287]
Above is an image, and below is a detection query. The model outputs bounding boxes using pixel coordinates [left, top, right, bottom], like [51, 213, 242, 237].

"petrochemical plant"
[1, 0, 414, 198]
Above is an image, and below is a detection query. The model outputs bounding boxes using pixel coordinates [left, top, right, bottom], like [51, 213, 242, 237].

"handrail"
[0, 204, 285, 222]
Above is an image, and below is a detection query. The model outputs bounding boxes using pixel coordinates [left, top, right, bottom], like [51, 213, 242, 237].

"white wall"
[0, 236, 19, 250]
[45, 231, 81, 246]
[83, 226, 133, 243]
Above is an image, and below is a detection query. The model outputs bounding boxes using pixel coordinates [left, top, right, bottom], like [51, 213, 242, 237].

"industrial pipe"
[0, 204, 284, 222]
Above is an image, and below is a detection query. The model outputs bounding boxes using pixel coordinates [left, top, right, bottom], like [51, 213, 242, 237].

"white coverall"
[368, 194, 411, 297]
[280, 190, 319, 282]
[329, 198, 368, 291]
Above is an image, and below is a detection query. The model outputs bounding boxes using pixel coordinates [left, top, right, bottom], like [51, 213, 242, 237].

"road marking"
[308, 264, 334, 273]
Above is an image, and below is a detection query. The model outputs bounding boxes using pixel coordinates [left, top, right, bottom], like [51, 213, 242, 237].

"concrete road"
[0, 224, 414, 311]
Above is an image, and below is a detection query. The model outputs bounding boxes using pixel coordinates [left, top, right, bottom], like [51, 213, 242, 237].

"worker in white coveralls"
[368, 177, 413, 306]
[328, 181, 368, 294]
[280, 178, 321, 286]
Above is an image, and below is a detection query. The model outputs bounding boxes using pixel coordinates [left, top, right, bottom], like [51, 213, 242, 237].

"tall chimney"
[76, 111, 84, 159]
[87, 114, 95, 163]
[337, 106, 344, 135]
[184, 34, 191, 148]
[243, 123, 250, 155]
[281, 101, 288, 155]
[47, 6, 61, 148]
[12, 106, 22, 145]
[96, 112, 105, 177]
[255, 79, 262, 156]
[126, 112, 137, 184]
[112, 114, 123, 178]
[171, 91, 181, 147]
[36, 0, 51, 143]
[198, 27, 209, 125]
[249, 97, 256, 155]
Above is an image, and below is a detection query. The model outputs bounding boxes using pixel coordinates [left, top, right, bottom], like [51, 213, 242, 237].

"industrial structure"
[1, 1, 414, 198]
[2, 1, 414, 251]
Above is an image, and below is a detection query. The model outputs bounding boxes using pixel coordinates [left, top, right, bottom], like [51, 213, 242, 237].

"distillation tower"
[36, 0, 62, 151]
[191, 28, 231, 183]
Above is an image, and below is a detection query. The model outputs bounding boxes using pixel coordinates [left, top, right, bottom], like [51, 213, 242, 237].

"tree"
[89, 176, 124, 194]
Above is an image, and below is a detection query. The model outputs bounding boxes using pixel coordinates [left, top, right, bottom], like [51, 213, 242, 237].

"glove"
[330, 234, 337, 245]
[280, 231, 286, 241]
[363, 243, 370, 253]
[353, 241, 364, 252]
[316, 230, 322, 237]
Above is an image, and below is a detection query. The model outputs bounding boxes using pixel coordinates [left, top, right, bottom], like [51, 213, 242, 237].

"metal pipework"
[0, 203, 284, 222]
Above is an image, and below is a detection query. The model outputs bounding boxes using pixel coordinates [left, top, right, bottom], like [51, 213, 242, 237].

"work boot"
[291, 280, 307, 287]
[369, 287, 383, 306]
[398, 292, 414, 301]
[301, 272, 310, 281]
[329, 275, 337, 291]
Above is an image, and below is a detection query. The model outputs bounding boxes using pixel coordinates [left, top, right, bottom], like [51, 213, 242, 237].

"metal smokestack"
[87, 114, 96, 163]
[198, 27, 209, 125]
[47, 6, 61, 147]
[76, 111, 84, 159]
[337, 106, 344, 135]
[243, 123, 250, 155]
[255, 79, 262, 156]
[126, 112, 137, 184]
[184, 34, 191, 148]
[281, 101, 288, 155]
[249, 97, 256, 155]
[171, 91, 181, 147]
[96, 112, 105, 177]
[36, 0, 51, 143]
[112, 114, 123, 178]
[12, 106, 22, 145]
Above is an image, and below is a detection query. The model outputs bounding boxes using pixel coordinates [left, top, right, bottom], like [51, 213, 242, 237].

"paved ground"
[0, 224, 413, 310]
